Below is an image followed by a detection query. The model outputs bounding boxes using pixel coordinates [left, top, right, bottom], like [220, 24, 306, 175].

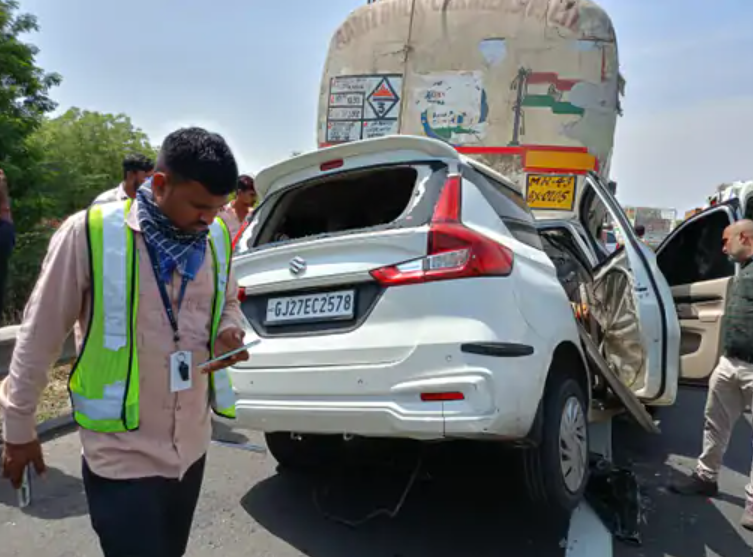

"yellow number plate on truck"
[526, 174, 576, 210]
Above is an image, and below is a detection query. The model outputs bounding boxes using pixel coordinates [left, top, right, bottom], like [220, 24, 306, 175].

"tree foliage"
[0, 2, 158, 322]
[3, 110, 159, 323]
[30, 109, 158, 218]
[0, 1, 60, 149]
[0, 0, 59, 322]
[0, 0, 61, 231]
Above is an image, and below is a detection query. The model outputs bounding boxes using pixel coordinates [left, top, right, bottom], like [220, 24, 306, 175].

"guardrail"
[0, 326, 77, 380]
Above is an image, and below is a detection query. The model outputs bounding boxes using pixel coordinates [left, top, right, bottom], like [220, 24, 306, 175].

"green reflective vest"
[68, 199, 236, 433]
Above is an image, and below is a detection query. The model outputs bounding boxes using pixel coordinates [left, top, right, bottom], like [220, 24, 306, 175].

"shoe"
[669, 472, 719, 497]
[741, 501, 753, 531]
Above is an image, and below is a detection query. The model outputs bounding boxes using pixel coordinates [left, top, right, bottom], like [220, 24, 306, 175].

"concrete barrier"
[0, 326, 77, 379]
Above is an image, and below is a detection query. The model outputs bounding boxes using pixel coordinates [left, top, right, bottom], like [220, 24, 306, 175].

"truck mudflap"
[577, 324, 660, 434]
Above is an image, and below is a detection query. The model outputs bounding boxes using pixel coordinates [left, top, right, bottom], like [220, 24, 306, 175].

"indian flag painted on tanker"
[522, 72, 584, 116]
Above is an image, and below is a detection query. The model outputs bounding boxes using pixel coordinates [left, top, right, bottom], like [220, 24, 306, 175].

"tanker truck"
[317, 0, 625, 215]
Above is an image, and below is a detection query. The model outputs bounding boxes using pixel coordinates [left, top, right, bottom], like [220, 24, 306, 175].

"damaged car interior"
[538, 184, 653, 416]
[250, 166, 429, 246]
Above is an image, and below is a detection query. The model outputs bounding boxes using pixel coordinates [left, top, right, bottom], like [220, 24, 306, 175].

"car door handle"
[699, 314, 720, 323]
[675, 303, 698, 320]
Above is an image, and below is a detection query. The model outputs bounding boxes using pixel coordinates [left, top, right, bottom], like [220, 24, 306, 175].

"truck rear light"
[320, 159, 344, 172]
[370, 173, 513, 286]
[421, 392, 465, 402]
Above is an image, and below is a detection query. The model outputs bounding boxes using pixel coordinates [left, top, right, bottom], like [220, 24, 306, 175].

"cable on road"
[313, 455, 424, 528]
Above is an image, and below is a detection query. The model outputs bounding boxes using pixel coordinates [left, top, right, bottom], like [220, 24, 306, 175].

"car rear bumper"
[230, 344, 549, 441]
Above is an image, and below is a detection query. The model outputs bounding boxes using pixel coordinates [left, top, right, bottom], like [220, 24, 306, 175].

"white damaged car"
[229, 136, 680, 512]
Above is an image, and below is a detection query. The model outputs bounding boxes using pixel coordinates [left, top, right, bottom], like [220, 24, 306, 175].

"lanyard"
[144, 240, 189, 344]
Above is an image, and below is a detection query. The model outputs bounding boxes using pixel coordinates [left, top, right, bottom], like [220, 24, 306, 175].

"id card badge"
[170, 351, 193, 393]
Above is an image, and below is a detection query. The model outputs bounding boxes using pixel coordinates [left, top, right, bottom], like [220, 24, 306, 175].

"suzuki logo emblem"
[289, 256, 307, 276]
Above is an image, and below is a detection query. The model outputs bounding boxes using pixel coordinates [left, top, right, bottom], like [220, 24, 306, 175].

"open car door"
[655, 203, 738, 383]
[576, 173, 681, 406]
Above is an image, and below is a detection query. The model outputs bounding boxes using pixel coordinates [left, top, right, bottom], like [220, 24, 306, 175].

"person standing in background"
[634, 224, 648, 244]
[1, 128, 250, 556]
[671, 219, 753, 530]
[0, 169, 15, 315]
[218, 174, 256, 242]
[92, 153, 154, 204]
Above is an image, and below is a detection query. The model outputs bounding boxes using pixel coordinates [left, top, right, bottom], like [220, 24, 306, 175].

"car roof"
[254, 135, 521, 198]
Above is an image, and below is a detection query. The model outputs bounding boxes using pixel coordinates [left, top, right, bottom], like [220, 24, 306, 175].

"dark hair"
[122, 153, 154, 179]
[237, 174, 256, 193]
[634, 224, 646, 237]
[156, 127, 238, 196]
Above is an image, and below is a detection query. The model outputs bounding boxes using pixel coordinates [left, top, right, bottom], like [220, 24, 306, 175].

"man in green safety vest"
[0, 127, 251, 556]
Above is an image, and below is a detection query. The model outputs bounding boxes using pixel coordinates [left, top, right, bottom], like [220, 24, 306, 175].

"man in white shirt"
[92, 153, 154, 205]
[218, 174, 256, 242]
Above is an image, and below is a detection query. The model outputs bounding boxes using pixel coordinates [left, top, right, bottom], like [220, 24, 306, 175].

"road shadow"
[211, 418, 250, 445]
[614, 386, 753, 557]
[0, 466, 87, 520]
[241, 442, 571, 557]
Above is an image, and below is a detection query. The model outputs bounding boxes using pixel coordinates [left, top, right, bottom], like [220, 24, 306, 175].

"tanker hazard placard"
[526, 174, 576, 210]
[325, 74, 403, 144]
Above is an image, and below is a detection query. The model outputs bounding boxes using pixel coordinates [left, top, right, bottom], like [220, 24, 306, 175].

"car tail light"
[370, 174, 513, 286]
[238, 288, 247, 302]
[320, 159, 344, 172]
[421, 392, 465, 402]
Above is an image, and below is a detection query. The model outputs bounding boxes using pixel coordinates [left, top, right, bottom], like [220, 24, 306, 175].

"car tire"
[265, 432, 341, 471]
[522, 374, 590, 514]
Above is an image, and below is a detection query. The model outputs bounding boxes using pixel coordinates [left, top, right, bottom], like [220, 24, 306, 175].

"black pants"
[82, 454, 206, 557]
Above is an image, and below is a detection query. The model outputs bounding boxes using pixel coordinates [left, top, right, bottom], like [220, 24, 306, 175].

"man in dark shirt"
[671, 219, 753, 529]
[0, 169, 15, 315]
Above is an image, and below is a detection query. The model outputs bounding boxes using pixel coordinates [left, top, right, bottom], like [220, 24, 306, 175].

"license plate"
[265, 290, 356, 325]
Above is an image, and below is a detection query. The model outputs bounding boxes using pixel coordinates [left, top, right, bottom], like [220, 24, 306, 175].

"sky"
[15, 0, 753, 212]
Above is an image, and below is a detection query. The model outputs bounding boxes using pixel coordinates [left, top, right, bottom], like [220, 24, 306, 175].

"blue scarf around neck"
[135, 182, 208, 284]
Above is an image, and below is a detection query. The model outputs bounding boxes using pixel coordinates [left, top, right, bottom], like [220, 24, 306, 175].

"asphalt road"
[1, 387, 752, 557]
[613, 386, 753, 557]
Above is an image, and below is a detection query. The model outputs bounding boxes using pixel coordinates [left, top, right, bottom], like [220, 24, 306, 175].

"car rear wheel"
[265, 432, 342, 471]
[522, 375, 589, 514]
